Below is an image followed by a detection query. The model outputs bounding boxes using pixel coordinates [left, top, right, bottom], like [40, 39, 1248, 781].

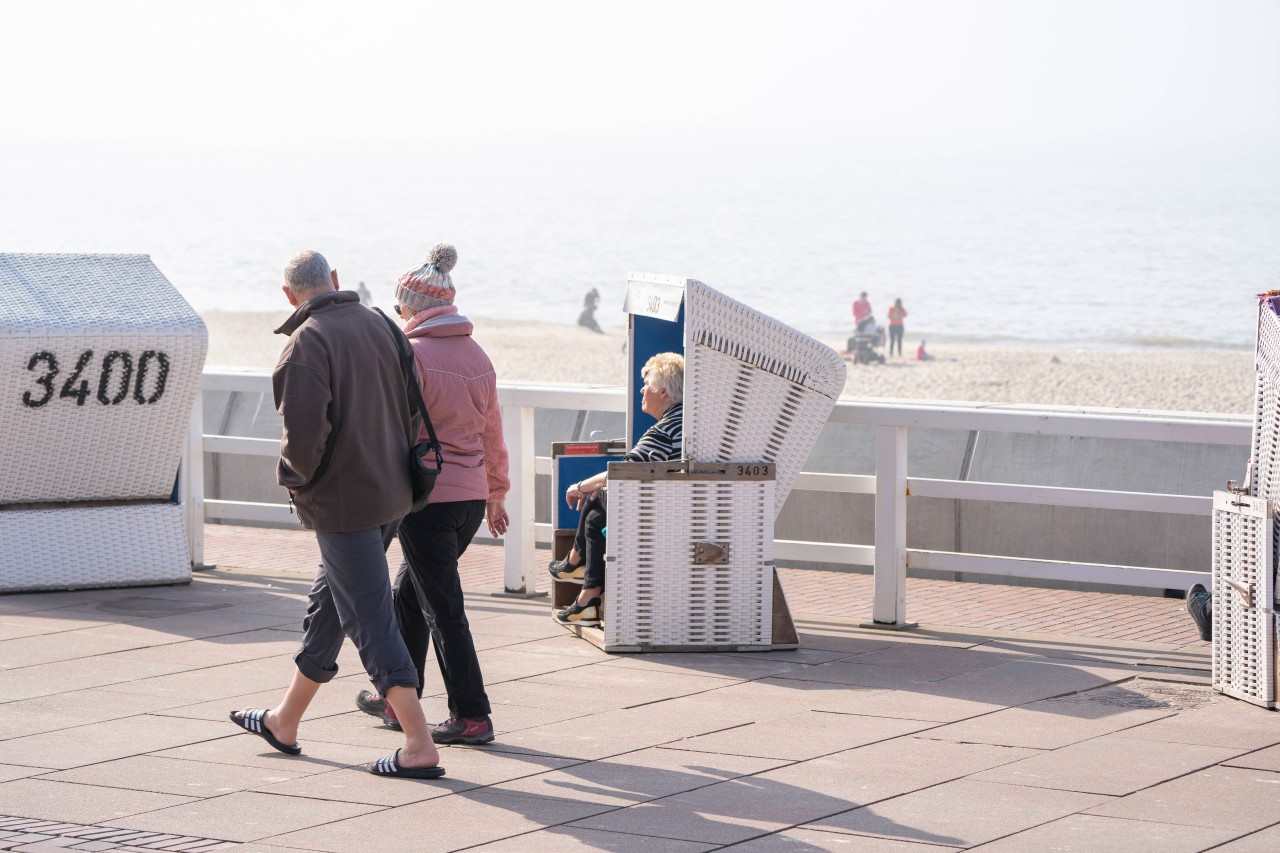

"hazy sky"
[2, 0, 1277, 157]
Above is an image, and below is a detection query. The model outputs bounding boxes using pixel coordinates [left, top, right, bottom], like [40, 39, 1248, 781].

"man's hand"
[486, 499, 509, 538]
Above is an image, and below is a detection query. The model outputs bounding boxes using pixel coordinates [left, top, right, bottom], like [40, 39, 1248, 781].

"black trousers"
[393, 499, 491, 718]
[572, 489, 608, 591]
[889, 325, 904, 356]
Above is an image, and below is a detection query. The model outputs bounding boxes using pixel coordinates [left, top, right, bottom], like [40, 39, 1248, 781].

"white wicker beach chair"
[0, 253, 207, 592]
[682, 279, 848, 513]
[603, 460, 779, 651]
[558, 276, 843, 652]
[1211, 492, 1278, 708]
[1209, 294, 1280, 708]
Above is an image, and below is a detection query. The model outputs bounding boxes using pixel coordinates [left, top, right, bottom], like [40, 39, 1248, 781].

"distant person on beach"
[548, 352, 684, 627]
[916, 339, 934, 361]
[228, 249, 445, 780]
[852, 291, 873, 331]
[354, 242, 509, 747]
[887, 298, 907, 357]
[579, 287, 603, 333]
[356, 281, 372, 305]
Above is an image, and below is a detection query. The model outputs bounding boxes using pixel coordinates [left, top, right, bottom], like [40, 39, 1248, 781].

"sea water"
[4, 139, 1277, 351]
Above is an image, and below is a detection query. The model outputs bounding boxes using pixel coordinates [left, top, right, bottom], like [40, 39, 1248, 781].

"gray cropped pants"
[293, 522, 420, 696]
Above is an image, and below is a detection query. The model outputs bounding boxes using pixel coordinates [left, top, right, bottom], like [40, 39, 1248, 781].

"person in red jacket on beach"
[852, 291, 873, 331]
[887, 298, 907, 357]
[354, 243, 510, 747]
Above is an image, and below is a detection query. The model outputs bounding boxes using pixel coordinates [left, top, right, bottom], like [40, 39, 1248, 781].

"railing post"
[182, 390, 207, 569]
[864, 424, 916, 629]
[499, 401, 539, 597]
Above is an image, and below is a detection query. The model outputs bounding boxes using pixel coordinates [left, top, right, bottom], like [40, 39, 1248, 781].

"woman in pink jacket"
[355, 243, 509, 746]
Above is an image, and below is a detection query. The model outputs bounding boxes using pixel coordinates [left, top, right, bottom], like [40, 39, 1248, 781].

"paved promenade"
[1, 524, 1277, 852]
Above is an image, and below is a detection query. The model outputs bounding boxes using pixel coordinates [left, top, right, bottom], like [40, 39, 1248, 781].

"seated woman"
[549, 352, 684, 627]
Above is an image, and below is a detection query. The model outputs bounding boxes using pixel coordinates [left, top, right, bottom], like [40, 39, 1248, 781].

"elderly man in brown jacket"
[229, 249, 445, 779]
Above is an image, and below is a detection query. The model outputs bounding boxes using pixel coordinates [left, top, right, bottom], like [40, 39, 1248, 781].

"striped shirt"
[625, 404, 683, 462]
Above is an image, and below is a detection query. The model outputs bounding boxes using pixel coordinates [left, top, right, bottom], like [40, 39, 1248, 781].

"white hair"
[283, 250, 332, 296]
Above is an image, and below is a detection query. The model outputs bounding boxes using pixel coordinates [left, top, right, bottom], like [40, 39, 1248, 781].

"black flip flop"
[368, 748, 446, 779]
[229, 709, 302, 756]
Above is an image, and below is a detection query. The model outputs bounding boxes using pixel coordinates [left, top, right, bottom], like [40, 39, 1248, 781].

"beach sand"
[202, 310, 1254, 414]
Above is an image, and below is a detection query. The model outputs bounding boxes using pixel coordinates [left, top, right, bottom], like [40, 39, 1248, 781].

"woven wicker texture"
[0, 502, 190, 592]
[1210, 493, 1277, 708]
[682, 279, 845, 513]
[604, 470, 775, 649]
[0, 254, 207, 503]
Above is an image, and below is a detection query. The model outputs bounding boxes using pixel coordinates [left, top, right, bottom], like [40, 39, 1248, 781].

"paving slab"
[0, 657, 194, 703]
[110, 791, 379, 843]
[493, 746, 784, 807]
[964, 813, 1241, 852]
[91, 659, 298, 703]
[972, 733, 1243, 795]
[254, 744, 580, 805]
[915, 659, 1138, 706]
[668, 711, 934, 761]
[102, 629, 302, 668]
[155, 730, 378, 774]
[266, 789, 614, 851]
[148, 674, 385, 724]
[654, 677, 894, 720]
[0, 689, 193, 740]
[573, 738, 1034, 846]
[824, 641, 1030, 677]
[0, 612, 122, 641]
[750, 737, 1039, 812]
[1225, 743, 1280, 772]
[1120, 699, 1280, 750]
[38, 755, 312, 798]
[0, 716, 235, 771]
[73, 607, 296, 645]
[595, 652, 816, 682]
[923, 696, 1176, 749]
[809, 778, 1108, 847]
[0, 766, 42, 785]
[468, 824, 719, 851]
[519, 665, 742, 708]
[1086, 766, 1280, 832]
[723, 826, 961, 851]
[472, 647, 598, 683]
[481, 700, 754, 762]
[1211, 821, 1280, 851]
[0, 779, 195, 825]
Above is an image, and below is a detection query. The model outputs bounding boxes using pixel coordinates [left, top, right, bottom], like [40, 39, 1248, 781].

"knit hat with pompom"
[395, 243, 458, 312]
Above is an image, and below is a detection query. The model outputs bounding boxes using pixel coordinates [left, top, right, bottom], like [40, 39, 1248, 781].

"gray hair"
[642, 352, 684, 403]
[283, 250, 332, 297]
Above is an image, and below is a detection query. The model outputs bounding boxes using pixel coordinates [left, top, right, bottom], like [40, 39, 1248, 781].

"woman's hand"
[486, 499, 509, 537]
[565, 475, 602, 510]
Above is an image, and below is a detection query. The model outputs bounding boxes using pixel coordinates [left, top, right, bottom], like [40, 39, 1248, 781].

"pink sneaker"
[430, 715, 494, 745]
[355, 689, 401, 731]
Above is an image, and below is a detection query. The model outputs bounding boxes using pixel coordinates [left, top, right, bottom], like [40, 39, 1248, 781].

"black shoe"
[1186, 583, 1212, 642]
[547, 557, 585, 583]
[555, 597, 602, 627]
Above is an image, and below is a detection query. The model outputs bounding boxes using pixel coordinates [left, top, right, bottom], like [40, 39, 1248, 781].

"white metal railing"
[186, 370, 1251, 627]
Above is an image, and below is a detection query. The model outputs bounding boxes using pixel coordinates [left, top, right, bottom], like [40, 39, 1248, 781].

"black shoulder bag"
[375, 308, 444, 512]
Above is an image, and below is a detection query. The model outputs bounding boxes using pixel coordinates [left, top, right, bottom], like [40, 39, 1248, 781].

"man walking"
[228, 250, 444, 779]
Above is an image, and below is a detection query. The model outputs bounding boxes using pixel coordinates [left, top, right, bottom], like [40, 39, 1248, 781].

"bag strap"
[374, 308, 444, 470]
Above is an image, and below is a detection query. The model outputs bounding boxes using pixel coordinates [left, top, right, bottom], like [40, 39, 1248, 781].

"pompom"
[428, 242, 458, 273]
